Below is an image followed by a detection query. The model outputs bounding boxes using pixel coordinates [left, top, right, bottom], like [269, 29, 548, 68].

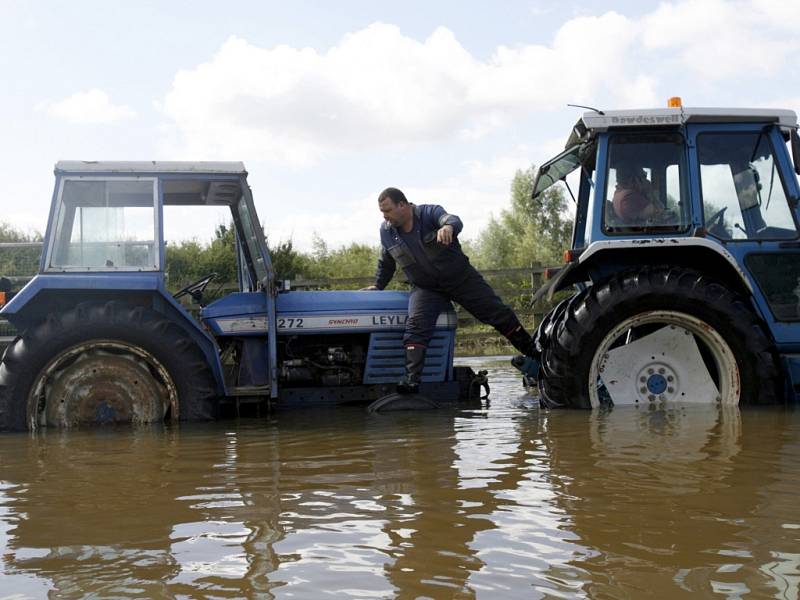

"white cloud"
[640, 0, 800, 80]
[462, 147, 536, 189]
[149, 1, 800, 249]
[263, 191, 381, 251]
[158, 17, 648, 166]
[157, 4, 799, 167]
[263, 149, 540, 251]
[263, 185, 511, 252]
[42, 89, 137, 124]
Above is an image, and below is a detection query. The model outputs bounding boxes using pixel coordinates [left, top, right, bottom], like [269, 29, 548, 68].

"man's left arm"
[429, 205, 463, 245]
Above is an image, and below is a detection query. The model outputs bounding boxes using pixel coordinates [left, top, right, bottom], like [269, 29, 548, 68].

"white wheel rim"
[588, 310, 740, 408]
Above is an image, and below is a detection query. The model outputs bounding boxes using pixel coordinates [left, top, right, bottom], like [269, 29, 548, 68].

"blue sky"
[2, 0, 798, 250]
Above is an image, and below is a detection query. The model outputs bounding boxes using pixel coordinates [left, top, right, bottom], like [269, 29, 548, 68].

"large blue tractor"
[526, 100, 800, 408]
[0, 162, 481, 430]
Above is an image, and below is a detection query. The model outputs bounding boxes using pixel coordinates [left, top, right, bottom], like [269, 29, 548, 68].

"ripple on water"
[0, 361, 799, 598]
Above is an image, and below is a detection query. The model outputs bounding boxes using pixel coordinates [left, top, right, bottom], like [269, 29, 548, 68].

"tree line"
[0, 165, 573, 290]
[169, 165, 572, 288]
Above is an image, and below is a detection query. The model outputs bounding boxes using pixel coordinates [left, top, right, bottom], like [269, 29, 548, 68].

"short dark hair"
[378, 187, 408, 205]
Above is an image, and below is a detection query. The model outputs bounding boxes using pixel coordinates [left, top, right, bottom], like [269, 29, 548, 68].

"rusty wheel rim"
[27, 341, 179, 429]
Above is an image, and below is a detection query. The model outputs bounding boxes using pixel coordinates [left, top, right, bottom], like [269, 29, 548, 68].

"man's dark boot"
[396, 344, 426, 394]
[506, 325, 536, 358]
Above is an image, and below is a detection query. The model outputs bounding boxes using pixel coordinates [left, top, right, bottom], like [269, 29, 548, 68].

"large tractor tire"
[536, 266, 782, 409]
[532, 295, 571, 355]
[0, 301, 217, 431]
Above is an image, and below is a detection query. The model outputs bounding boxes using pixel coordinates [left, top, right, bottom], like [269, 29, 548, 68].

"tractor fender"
[536, 238, 754, 303]
[0, 273, 226, 395]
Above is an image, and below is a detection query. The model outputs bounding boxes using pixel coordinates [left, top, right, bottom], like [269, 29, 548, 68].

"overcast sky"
[2, 0, 798, 251]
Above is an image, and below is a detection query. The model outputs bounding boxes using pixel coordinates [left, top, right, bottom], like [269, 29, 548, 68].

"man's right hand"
[437, 224, 454, 245]
[360, 285, 379, 291]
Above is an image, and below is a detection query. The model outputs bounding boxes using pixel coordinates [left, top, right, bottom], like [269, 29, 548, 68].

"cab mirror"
[733, 167, 760, 210]
[791, 128, 800, 176]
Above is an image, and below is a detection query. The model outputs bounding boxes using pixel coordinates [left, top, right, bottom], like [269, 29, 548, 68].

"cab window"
[698, 131, 797, 240]
[603, 133, 689, 234]
[48, 178, 158, 270]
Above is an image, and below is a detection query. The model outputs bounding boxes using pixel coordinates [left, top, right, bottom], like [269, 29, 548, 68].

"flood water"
[1, 357, 799, 599]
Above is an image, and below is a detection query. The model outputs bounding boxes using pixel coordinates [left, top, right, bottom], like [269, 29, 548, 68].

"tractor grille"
[364, 331, 454, 384]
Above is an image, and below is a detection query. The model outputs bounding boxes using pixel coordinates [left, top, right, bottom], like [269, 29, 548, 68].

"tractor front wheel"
[537, 266, 782, 408]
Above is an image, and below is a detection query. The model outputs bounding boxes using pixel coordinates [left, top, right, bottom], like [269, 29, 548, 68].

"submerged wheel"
[535, 289, 589, 397]
[0, 301, 217, 430]
[537, 266, 782, 408]
[532, 295, 572, 355]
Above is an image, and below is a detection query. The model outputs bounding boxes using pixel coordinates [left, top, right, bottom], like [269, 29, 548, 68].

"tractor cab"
[534, 104, 800, 248]
[526, 102, 800, 409]
[40, 161, 270, 287]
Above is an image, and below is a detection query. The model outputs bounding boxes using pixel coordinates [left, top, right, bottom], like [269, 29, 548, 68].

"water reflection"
[0, 361, 797, 598]
[541, 405, 800, 598]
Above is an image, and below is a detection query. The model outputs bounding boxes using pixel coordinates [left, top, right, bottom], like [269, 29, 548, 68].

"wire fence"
[287, 269, 558, 355]
[0, 243, 562, 355]
[0, 243, 43, 343]
[0, 242, 42, 282]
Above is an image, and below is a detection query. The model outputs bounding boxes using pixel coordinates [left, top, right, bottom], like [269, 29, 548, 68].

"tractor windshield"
[47, 178, 158, 271]
[603, 133, 689, 234]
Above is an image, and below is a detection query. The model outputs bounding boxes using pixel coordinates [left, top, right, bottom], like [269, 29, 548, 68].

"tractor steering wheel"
[705, 206, 727, 229]
[173, 273, 217, 304]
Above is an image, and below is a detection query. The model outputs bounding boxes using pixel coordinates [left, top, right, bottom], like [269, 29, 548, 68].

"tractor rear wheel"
[532, 295, 571, 355]
[0, 301, 217, 430]
[537, 266, 782, 408]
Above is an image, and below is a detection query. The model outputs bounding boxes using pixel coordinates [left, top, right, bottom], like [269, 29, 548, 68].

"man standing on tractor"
[363, 187, 535, 394]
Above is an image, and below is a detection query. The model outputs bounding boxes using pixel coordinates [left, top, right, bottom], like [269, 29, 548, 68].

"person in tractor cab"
[363, 187, 535, 394]
[611, 166, 660, 224]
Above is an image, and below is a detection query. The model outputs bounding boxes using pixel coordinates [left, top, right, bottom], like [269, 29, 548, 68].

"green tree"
[324, 243, 380, 278]
[269, 238, 312, 281]
[165, 224, 236, 292]
[476, 165, 573, 268]
[299, 233, 380, 285]
[165, 239, 204, 286]
[0, 223, 41, 243]
[203, 224, 237, 283]
[0, 222, 43, 278]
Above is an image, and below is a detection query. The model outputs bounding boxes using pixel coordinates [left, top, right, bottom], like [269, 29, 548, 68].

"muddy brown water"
[0, 357, 799, 599]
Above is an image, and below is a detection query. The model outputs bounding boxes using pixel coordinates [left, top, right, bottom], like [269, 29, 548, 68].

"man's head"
[378, 187, 412, 229]
[616, 166, 648, 187]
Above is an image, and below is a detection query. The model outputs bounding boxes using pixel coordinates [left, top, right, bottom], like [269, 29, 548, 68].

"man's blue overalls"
[374, 204, 532, 392]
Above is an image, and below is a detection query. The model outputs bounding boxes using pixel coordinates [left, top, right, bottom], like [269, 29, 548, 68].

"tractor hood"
[276, 290, 457, 333]
[202, 290, 457, 336]
[276, 290, 411, 313]
[202, 290, 415, 322]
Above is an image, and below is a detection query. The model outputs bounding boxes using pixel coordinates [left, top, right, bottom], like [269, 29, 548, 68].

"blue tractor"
[0, 162, 481, 430]
[525, 100, 800, 408]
